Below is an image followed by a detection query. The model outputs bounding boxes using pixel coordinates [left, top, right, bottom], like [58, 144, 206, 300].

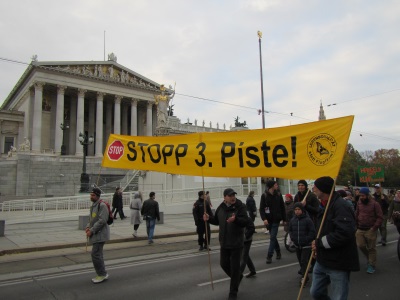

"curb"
[0, 225, 267, 256]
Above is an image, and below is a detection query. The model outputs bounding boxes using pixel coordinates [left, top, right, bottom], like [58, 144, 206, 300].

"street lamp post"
[60, 123, 69, 155]
[257, 30, 265, 129]
[78, 132, 94, 193]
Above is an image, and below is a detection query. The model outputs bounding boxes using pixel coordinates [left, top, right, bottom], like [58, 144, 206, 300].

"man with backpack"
[86, 187, 110, 284]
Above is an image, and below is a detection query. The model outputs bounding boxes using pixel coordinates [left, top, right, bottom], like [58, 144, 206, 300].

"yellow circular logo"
[307, 133, 337, 166]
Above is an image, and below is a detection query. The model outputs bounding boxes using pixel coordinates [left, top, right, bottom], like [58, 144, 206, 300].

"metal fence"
[1, 185, 260, 212]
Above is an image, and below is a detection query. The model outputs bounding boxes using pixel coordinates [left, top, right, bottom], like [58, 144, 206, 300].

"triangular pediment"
[36, 61, 161, 91]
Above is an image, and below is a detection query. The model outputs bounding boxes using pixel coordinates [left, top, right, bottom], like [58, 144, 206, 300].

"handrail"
[0, 185, 260, 217]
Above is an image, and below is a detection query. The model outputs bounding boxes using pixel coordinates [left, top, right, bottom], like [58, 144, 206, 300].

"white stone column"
[113, 95, 122, 134]
[32, 82, 44, 152]
[55, 85, 66, 154]
[75, 89, 86, 155]
[130, 99, 138, 136]
[95, 92, 105, 157]
[69, 98, 77, 154]
[146, 102, 153, 136]
[88, 99, 96, 156]
[121, 102, 128, 135]
[105, 101, 112, 142]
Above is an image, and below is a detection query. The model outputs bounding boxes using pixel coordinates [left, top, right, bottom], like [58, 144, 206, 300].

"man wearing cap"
[294, 179, 319, 225]
[372, 184, 390, 246]
[310, 176, 359, 300]
[355, 187, 383, 274]
[203, 188, 249, 300]
[85, 188, 110, 284]
[193, 190, 213, 251]
[259, 180, 286, 264]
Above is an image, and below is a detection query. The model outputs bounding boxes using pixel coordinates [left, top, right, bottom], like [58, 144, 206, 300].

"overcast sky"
[1, 0, 399, 152]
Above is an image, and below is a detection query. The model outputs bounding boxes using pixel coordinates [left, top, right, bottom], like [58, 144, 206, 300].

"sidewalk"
[0, 210, 266, 255]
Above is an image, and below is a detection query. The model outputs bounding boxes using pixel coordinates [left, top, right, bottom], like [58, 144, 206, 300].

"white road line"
[197, 262, 298, 287]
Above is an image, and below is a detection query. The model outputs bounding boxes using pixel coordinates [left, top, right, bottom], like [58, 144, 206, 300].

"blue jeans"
[146, 217, 156, 241]
[310, 261, 350, 300]
[268, 223, 281, 257]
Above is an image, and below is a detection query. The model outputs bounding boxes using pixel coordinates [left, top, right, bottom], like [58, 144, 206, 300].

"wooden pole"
[202, 176, 214, 290]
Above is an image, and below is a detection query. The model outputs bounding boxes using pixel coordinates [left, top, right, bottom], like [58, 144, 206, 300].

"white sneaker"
[133, 230, 138, 237]
[91, 273, 109, 284]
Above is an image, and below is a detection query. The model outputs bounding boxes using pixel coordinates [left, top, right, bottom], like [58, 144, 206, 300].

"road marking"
[197, 262, 298, 286]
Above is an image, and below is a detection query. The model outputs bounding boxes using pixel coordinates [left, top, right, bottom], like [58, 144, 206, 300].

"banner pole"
[202, 176, 214, 290]
[297, 177, 337, 300]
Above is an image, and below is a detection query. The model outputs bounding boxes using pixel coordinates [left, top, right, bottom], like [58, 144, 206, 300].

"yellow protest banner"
[102, 116, 354, 179]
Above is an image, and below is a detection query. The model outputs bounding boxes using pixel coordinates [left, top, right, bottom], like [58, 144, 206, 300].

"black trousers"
[220, 247, 243, 296]
[240, 240, 256, 274]
[296, 247, 312, 276]
[112, 207, 124, 219]
[196, 222, 211, 246]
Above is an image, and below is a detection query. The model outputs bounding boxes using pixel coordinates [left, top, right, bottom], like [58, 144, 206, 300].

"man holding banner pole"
[203, 188, 248, 300]
[309, 176, 359, 300]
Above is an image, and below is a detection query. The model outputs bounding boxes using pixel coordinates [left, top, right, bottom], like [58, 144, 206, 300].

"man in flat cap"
[310, 176, 359, 300]
[86, 187, 110, 284]
[204, 188, 250, 300]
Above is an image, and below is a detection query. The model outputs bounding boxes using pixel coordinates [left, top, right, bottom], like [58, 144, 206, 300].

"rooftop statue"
[154, 84, 175, 127]
[234, 116, 247, 128]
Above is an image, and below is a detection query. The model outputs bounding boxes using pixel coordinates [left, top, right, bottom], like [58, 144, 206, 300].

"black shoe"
[199, 245, 204, 251]
[382, 242, 386, 246]
[276, 251, 282, 259]
[228, 292, 237, 300]
[245, 271, 256, 278]
[266, 256, 272, 264]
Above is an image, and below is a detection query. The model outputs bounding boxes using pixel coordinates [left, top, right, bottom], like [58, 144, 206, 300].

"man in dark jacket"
[141, 192, 160, 244]
[310, 176, 360, 300]
[203, 188, 249, 300]
[294, 179, 319, 225]
[112, 187, 125, 220]
[259, 180, 286, 264]
[372, 184, 390, 246]
[246, 191, 257, 222]
[193, 190, 213, 251]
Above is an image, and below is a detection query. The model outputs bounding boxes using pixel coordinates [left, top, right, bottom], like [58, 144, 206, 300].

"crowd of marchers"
[83, 179, 400, 300]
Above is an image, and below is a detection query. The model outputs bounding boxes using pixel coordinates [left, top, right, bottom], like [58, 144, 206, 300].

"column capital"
[78, 89, 87, 97]
[97, 92, 106, 98]
[34, 81, 44, 91]
[147, 102, 154, 109]
[57, 85, 67, 95]
[115, 95, 122, 104]
[131, 98, 138, 106]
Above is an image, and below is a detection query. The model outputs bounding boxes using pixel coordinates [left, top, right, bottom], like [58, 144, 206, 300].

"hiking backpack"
[98, 200, 114, 225]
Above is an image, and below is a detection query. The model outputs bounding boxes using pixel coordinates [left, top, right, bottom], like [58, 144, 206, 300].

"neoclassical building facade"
[0, 58, 236, 198]
[0, 59, 171, 156]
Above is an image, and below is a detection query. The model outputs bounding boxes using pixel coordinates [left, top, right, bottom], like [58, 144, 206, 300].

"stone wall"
[0, 153, 126, 198]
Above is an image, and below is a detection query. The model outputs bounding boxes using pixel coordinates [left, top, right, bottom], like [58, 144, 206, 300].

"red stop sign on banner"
[107, 140, 124, 161]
